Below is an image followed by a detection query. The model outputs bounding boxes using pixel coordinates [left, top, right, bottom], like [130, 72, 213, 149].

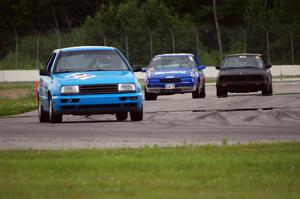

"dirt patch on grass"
[0, 88, 35, 99]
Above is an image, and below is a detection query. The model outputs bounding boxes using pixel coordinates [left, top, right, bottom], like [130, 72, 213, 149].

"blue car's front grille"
[160, 78, 181, 83]
[79, 84, 118, 94]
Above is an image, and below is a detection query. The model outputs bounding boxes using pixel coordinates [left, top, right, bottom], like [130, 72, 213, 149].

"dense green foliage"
[0, 142, 299, 198]
[0, 0, 299, 69]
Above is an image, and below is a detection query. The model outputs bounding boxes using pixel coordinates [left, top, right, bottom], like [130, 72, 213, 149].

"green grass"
[273, 75, 300, 79]
[0, 142, 299, 198]
[0, 82, 36, 89]
[0, 82, 37, 116]
[0, 96, 37, 116]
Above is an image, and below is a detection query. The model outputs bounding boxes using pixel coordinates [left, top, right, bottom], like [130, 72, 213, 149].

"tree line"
[0, 0, 299, 69]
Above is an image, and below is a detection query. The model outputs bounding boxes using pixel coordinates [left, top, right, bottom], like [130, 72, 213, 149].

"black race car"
[216, 53, 273, 97]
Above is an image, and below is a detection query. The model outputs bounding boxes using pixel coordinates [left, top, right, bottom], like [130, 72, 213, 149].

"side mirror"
[215, 65, 220, 70]
[196, 65, 206, 70]
[133, 65, 142, 72]
[39, 69, 50, 76]
[141, 67, 148, 72]
[266, 64, 272, 69]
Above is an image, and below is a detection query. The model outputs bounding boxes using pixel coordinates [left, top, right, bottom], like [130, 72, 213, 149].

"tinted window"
[55, 50, 128, 73]
[222, 55, 263, 69]
[149, 56, 196, 69]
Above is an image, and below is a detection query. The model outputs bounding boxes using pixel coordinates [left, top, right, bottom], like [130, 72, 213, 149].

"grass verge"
[0, 82, 37, 116]
[0, 82, 36, 89]
[0, 142, 299, 198]
[0, 96, 37, 116]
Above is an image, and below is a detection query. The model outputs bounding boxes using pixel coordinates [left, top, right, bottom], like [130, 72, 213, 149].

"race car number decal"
[65, 73, 96, 80]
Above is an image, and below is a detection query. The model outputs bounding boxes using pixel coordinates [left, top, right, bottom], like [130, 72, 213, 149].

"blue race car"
[37, 46, 143, 123]
[144, 53, 206, 100]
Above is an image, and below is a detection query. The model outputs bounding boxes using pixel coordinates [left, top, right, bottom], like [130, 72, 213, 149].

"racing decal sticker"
[154, 71, 187, 75]
[65, 73, 96, 80]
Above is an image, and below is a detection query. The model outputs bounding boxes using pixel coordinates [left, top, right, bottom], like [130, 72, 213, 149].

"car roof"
[225, 53, 262, 57]
[53, 46, 116, 53]
[154, 53, 194, 58]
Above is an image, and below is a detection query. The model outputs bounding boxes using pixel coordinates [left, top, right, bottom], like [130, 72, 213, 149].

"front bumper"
[146, 82, 196, 95]
[217, 81, 267, 92]
[51, 92, 142, 115]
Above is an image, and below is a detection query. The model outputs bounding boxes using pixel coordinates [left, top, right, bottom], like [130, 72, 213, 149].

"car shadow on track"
[226, 92, 300, 97]
[60, 120, 128, 124]
[60, 115, 137, 124]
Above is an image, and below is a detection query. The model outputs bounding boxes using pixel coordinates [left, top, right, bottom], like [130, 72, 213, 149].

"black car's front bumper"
[217, 81, 268, 93]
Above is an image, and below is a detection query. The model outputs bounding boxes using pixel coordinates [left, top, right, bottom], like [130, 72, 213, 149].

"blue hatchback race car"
[143, 53, 206, 100]
[37, 46, 143, 123]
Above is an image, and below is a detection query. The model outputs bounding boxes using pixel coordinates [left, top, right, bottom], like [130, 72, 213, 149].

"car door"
[39, 52, 57, 110]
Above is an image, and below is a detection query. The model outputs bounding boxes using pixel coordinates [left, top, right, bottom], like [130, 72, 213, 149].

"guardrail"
[1, 65, 300, 82]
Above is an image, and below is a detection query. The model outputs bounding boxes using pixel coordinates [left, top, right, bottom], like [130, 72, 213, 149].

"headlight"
[61, 86, 79, 94]
[118, 84, 136, 92]
[190, 70, 197, 77]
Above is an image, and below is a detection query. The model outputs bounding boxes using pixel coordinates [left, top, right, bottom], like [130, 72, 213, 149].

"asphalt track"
[1, 81, 300, 149]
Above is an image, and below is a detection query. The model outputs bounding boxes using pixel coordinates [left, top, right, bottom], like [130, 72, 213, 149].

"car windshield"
[55, 50, 128, 73]
[149, 56, 196, 69]
[222, 55, 264, 69]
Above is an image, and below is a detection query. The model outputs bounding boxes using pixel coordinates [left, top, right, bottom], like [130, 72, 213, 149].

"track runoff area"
[0, 81, 300, 149]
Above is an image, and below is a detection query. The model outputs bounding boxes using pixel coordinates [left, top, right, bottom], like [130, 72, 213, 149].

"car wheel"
[38, 99, 49, 123]
[192, 82, 201, 98]
[199, 82, 206, 98]
[116, 112, 128, 121]
[262, 85, 270, 96]
[48, 96, 62, 123]
[269, 83, 273, 96]
[130, 106, 143, 121]
[217, 87, 228, 98]
[144, 88, 157, 100]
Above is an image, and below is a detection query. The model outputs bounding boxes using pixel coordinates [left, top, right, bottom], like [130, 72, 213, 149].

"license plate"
[165, 84, 175, 89]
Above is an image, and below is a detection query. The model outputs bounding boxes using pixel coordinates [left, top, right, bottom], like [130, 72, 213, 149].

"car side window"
[261, 56, 268, 67]
[45, 53, 57, 72]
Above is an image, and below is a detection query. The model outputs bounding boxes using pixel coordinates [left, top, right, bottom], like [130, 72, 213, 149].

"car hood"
[147, 68, 193, 79]
[53, 71, 135, 85]
[219, 68, 266, 76]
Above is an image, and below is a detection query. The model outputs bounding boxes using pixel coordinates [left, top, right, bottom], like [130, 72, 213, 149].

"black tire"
[193, 80, 206, 99]
[262, 84, 271, 96]
[38, 99, 49, 123]
[217, 87, 228, 98]
[144, 88, 157, 100]
[130, 106, 143, 121]
[269, 83, 273, 96]
[261, 84, 273, 96]
[48, 97, 63, 123]
[116, 112, 128, 121]
[199, 83, 206, 98]
[192, 82, 201, 98]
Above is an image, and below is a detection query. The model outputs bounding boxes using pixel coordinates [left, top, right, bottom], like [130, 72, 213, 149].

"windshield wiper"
[56, 70, 74, 73]
[222, 67, 239, 69]
[222, 66, 260, 69]
[242, 66, 260, 68]
[82, 69, 108, 71]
